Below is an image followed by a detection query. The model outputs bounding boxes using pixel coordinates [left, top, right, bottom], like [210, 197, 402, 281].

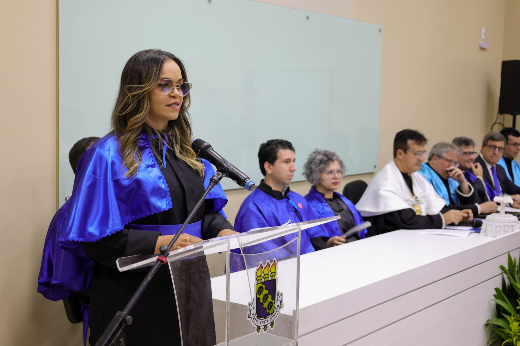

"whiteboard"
[59, 0, 382, 203]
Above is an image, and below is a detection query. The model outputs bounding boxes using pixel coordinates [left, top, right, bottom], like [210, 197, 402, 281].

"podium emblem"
[247, 260, 283, 333]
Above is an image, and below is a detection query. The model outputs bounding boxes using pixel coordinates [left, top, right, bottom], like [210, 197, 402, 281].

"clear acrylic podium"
[116, 216, 338, 346]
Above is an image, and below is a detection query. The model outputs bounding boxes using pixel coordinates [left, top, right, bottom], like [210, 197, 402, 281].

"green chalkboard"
[59, 0, 382, 202]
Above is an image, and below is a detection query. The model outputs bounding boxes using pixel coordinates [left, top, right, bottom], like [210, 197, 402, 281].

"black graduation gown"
[321, 193, 357, 232]
[82, 147, 233, 346]
[365, 208, 445, 236]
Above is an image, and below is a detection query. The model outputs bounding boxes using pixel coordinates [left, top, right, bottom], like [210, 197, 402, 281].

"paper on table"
[506, 207, 520, 213]
[444, 225, 473, 230]
[418, 229, 474, 237]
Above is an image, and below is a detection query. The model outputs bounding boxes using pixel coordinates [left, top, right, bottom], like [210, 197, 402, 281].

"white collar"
[356, 160, 446, 217]
[480, 153, 494, 170]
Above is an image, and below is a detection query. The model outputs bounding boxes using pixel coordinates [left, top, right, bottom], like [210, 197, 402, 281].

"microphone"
[342, 221, 371, 239]
[192, 139, 256, 191]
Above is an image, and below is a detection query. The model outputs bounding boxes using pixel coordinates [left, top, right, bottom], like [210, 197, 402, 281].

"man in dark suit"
[452, 136, 496, 209]
[474, 132, 520, 207]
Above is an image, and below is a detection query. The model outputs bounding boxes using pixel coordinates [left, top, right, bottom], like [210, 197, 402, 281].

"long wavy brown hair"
[111, 49, 204, 178]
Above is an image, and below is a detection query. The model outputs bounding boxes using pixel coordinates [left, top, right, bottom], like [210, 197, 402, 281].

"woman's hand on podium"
[327, 236, 346, 247]
[217, 229, 238, 237]
[154, 234, 203, 254]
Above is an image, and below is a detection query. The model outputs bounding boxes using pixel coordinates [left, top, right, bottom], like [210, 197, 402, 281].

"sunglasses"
[158, 79, 192, 96]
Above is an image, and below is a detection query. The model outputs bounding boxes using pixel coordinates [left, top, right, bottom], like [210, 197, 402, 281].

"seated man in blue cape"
[234, 139, 330, 258]
[418, 142, 497, 215]
[498, 127, 520, 187]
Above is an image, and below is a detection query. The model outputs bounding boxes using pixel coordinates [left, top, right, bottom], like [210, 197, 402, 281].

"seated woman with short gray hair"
[303, 149, 367, 249]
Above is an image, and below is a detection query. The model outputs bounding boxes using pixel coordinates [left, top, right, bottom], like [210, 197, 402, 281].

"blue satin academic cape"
[37, 199, 94, 301]
[304, 186, 367, 239]
[234, 189, 327, 256]
[37, 133, 228, 301]
[498, 157, 520, 187]
[418, 163, 459, 205]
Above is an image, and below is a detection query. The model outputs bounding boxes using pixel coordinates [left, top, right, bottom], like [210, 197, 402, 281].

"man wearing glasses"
[474, 132, 520, 204]
[356, 129, 470, 236]
[418, 142, 497, 215]
[452, 137, 496, 207]
[498, 128, 520, 186]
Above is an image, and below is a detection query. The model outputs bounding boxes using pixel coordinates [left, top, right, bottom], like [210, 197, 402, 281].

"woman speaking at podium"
[57, 49, 235, 345]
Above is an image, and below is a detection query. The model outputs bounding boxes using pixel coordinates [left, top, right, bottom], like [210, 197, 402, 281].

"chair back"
[63, 292, 90, 324]
[342, 180, 368, 205]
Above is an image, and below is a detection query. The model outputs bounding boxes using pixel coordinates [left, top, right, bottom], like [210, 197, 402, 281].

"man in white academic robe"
[356, 129, 472, 236]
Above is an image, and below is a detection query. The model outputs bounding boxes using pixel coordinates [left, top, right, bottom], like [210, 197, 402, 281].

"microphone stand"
[95, 171, 225, 346]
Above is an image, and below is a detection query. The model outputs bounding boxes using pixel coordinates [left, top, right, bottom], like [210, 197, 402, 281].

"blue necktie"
[491, 166, 502, 195]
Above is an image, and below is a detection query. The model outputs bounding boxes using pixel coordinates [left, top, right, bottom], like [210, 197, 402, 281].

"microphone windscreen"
[192, 139, 209, 155]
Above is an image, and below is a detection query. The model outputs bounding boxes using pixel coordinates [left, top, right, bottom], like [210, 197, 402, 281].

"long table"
[297, 230, 520, 345]
[210, 229, 519, 345]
